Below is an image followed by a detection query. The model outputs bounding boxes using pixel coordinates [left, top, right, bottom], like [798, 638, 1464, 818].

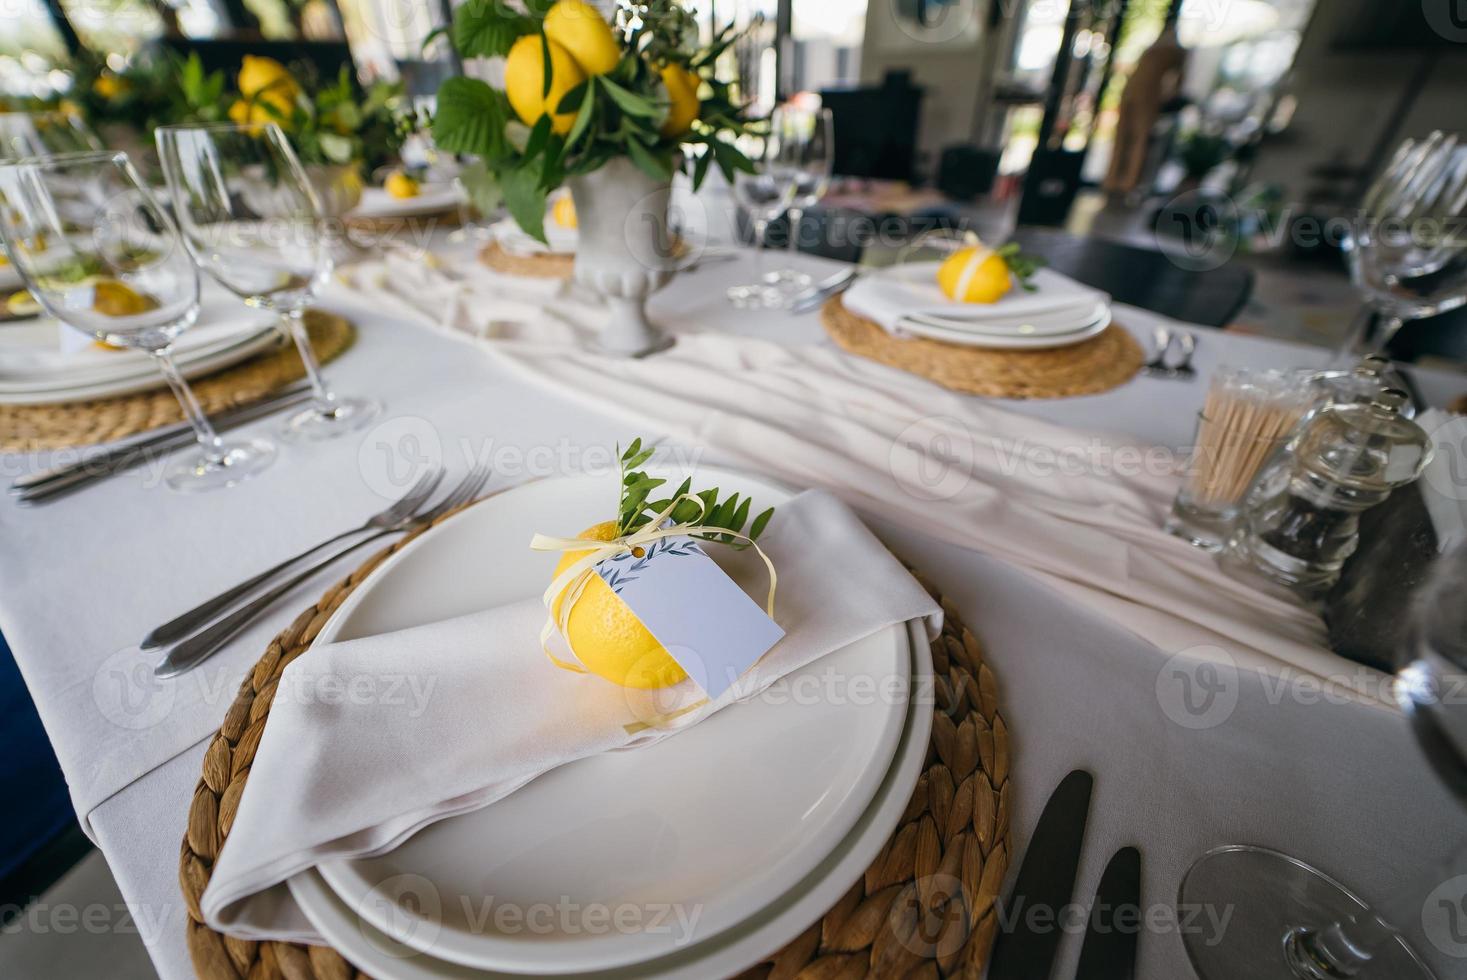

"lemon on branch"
[505, 35, 586, 135]
[543, 0, 622, 77]
[552, 195, 578, 229]
[385, 170, 420, 199]
[659, 65, 701, 137]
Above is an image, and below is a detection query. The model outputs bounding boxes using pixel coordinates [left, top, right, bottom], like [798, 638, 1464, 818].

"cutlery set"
[988, 770, 1141, 980]
[789, 268, 861, 314]
[150, 464, 491, 679]
[1144, 327, 1199, 380]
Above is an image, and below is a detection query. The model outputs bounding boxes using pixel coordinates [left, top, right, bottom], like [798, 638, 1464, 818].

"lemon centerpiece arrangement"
[936, 235, 1045, 305]
[432, 0, 757, 355]
[536, 439, 775, 690]
[226, 57, 410, 216]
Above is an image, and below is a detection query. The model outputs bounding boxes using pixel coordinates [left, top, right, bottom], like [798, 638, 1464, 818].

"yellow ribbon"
[529, 494, 779, 687]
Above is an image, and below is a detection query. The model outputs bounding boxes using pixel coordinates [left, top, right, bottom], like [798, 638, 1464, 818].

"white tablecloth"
[2, 244, 1464, 979]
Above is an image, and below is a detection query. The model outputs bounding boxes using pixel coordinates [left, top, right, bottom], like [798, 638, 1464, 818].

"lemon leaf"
[502, 160, 548, 244]
[451, 0, 534, 59]
[432, 77, 511, 162]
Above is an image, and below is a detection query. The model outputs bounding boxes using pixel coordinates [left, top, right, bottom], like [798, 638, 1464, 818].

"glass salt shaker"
[1227, 389, 1433, 597]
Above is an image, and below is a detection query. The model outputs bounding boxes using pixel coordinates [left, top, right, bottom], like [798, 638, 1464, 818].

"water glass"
[0, 151, 275, 491]
[155, 122, 380, 441]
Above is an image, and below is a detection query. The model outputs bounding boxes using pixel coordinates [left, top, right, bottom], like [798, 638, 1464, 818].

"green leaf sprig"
[995, 242, 1045, 293]
[615, 439, 774, 549]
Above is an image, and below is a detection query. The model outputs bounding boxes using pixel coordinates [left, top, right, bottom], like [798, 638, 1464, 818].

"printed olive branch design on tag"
[599, 538, 702, 595]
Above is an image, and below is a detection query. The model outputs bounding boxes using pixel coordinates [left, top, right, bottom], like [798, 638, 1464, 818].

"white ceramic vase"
[567, 157, 676, 357]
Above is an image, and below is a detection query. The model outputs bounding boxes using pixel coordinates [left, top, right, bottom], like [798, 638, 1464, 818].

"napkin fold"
[1420, 409, 1467, 552]
[201, 490, 941, 942]
[843, 265, 1108, 333]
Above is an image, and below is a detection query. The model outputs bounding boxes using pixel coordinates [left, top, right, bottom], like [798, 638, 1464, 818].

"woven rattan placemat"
[479, 240, 577, 280]
[822, 296, 1144, 399]
[179, 538, 1011, 980]
[0, 311, 354, 453]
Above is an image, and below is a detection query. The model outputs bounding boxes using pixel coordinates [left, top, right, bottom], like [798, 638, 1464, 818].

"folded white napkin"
[844, 263, 1108, 333]
[1420, 410, 1467, 552]
[202, 490, 941, 941]
[349, 184, 464, 221]
[492, 216, 579, 256]
[479, 331, 1373, 699]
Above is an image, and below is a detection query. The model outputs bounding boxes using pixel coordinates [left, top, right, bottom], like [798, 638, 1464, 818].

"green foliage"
[434, 0, 758, 245]
[245, 64, 410, 173]
[66, 52, 229, 133]
[616, 439, 775, 548]
[996, 243, 1045, 293]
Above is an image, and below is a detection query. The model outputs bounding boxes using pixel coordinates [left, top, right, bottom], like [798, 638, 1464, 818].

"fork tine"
[387, 467, 445, 522]
[421, 464, 491, 523]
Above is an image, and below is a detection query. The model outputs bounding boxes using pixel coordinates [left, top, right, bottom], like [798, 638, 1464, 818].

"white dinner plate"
[288, 616, 933, 980]
[298, 466, 912, 975]
[351, 185, 464, 221]
[905, 299, 1112, 338]
[896, 307, 1112, 350]
[0, 326, 281, 404]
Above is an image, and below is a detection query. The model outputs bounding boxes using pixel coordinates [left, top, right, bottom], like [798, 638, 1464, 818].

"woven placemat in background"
[179, 532, 1012, 980]
[0, 311, 354, 453]
[479, 240, 577, 280]
[823, 296, 1144, 400]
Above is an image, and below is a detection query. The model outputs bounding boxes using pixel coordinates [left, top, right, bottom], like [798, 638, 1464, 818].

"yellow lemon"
[92, 75, 127, 100]
[937, 246, 1013, 304]
[552, 195, 578, 229]
[505, 35, 586, 136]
[385, 171, 420, 199]
[91, 279, 158, 318]
[551, 521, 688, 690]
[659, 65, 701, 137]
[543, 0, 621, 77]
[232, 55, 301, 130]
[5, 290, 40, 317]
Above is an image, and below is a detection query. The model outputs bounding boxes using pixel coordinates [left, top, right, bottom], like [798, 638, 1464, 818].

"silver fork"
[153, 464, 491, 680]
[1171, 331, 1198, 379]
[140, 467, 446, 651]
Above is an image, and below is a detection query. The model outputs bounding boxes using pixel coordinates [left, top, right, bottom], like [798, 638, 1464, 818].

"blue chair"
[0, 630, 88, 913]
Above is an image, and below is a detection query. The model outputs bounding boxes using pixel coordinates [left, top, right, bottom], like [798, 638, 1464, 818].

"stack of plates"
[350, 184, 466, 223]
[286, 467, 934, 979]
[846, 262, 1114, 351]
[0, 299, 278, 405]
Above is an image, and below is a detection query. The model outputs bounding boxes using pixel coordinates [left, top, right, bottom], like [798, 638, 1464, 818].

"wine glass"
[155, 122, 380, 441]
[0, 111, 105, 161]
[0, 151, 275, 490]
[1180, 544, 1467, 980]
[1341, 132, 1467, 357]
[726, 131, 798, 310]
[764, 104, 834, 295]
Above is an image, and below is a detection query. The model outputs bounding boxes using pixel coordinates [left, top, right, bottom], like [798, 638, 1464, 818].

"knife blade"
[1074, 847, 1142, 980]
[986, 769, 1095, 980]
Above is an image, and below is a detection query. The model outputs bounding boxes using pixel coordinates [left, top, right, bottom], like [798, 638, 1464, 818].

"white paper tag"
[597, 536, 785, 699]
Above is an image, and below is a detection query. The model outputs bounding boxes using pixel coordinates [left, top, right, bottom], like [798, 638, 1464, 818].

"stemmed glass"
[1341, 131, 1467, 357]
[1180, 544, 1467, 980]
[764, 104, 834, 296]
[155, 122, 380, 441]
[726, 131, 798, 310]
[0, 111, 105, 161]
[0, 151, 275, 490]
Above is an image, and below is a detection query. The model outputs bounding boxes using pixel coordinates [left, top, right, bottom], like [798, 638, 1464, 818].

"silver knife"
[789, 268, 860, 315]
[12, 383, 314, 502]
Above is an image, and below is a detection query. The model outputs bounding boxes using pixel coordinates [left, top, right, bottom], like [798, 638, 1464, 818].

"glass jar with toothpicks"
[1166, 368, 1317, 552]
